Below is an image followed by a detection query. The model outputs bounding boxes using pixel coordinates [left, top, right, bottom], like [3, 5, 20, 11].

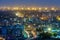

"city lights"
[31, 8, 37, 10]
[51, 7, 56, 10]
[39, 8, 42, 10]
[23, 30, 30, 38]
[15, 12, 24, 17]
[0, 0, 60, 40]
[31, 31, 37, 38]
[28, 25, 31, 28]
[45, 7, 48, 10]
[31, 8, 35, 10]
[0, 37, 5, 40]
[27, 8, 31, 10]
[0, 6, 60, 40]
[40, 16, 48, 20]
[0, 7, 59, 11]
[40, 17, 44, 20]
[16, 13, 19, 16]
[7, 7, 11, 10]
[56, 16, 60, 21]
[48, 28, 52, 31]
[21, 8, 24, 10]
[12, 7, 19, 10]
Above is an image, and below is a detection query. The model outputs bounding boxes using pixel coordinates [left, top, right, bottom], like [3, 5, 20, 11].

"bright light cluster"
[15, 12, 24, 17]
[56, 16, 60, 21]
[48, 28, 51, 31]
[0, 7, 59, 11]
[0, 37, 5, 40]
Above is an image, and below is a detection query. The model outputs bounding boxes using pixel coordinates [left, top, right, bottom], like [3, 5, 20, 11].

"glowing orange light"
[51, 7, 55, 10]
[45, 7, 48, 10]
[7, 7, 11, 10]
[31, 31, 37, 38]
[27, 8, 31, 10]
[40, 17, 44, 20]
[39, 8, 42, 10]
[12, 7, 19, 10]
[34, 8, 37, 10]
[0, 37, 5, 40]
[21, 8, 24, 10]
[56, 16, 60, 20]
[40, 16, 48, 20]
[15, 12, 24, 17]
[31, 8, 37, 10]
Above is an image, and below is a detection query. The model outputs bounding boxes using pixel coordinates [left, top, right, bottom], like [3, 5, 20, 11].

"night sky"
[0, 0, 60, 7]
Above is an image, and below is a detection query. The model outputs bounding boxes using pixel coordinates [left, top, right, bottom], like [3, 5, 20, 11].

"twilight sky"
[0, 0, 60, 7]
